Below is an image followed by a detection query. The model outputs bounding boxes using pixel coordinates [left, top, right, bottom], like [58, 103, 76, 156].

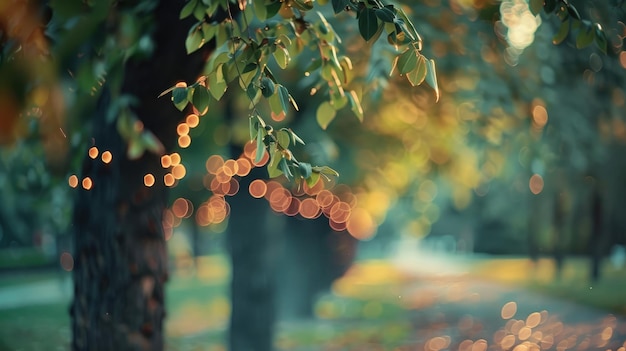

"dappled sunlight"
[529, 174, 544, 195]
[143, 173, 155, 187]
[5, 0, 626, 349]
[498, 0, 541, 64]
[301, 256, 626, 350]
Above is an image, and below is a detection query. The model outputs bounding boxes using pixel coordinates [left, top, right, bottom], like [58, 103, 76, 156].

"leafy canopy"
[161, 0, 439, 188]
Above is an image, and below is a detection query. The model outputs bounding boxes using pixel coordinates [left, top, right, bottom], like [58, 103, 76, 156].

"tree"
[3, 0, 625, 350]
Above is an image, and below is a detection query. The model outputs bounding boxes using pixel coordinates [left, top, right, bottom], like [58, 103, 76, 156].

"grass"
[470, 256, 626, 315]
[0, 303, 70, 351]
[1, 254, 625, 350]
[0, 248, 52, 270]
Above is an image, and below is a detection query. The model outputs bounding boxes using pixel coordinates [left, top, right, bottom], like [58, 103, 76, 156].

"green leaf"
[397, 48, 419, 74]
[375, 7, 396, 23]
[595, 27, 608, 54]
[347, 90, 363, 122]
[238, 63, 259, 89]
[172, 87, 189, 111]
[185, 26, 204, 54]
[292, 0, 314, 11]
[277, 84, 291, 113]
[395, 7, 420, 42]
[208, 65, 227, 100]
[273, 45, 290, 69]
[425, 58, 440, 102]
[316, 101, 337, 130]
[298, 162, 312, 179]
[566, 4, 581, 20]
[306, 172, 321, 188]
[192, 87, 210, 115]
[529, 0, 543, 16]
[201, 22, 216, 42]
[141, 131, 165, 155]
[406, 55, 427, 86]
[260, 77, 276, 98]
[576, 24, 595, 49]
[553, 19, 569, 45]
[266, 1, 282, 18]
[127, 137, 145, 160]
[358, 8, 379, 41]
[276, 129, 291, 149]
[180, 0, 197, 19]
[246, 83, 259, 104]
[255, 127, 264, 163]
[268, 92, 284, 116]
[289, 128, 305, 145]
[249, 116, 258, 141]
[331, 0, 350, 14]
[192, 3, 205, 21]
[267, 149, 283, 178]
[317, 165, 339, 177]
[278, 158, 293, 179]
[253, 0, 267, 21]
[116, 110, 133, 140]
[544, 0, 557, 13]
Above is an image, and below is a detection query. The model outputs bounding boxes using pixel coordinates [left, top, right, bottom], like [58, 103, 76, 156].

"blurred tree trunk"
[277, 217, 356, 320]
[71, 1, 207, 349]
[552, 189, 566, 280]
[589, 183, 604, 282]
[227, 160, 280, 351]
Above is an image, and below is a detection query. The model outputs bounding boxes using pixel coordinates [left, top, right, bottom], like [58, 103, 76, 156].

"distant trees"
[2, 0, 626, 350]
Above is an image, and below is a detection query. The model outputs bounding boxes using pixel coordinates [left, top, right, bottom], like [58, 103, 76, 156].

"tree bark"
[71, 1, 206, 349]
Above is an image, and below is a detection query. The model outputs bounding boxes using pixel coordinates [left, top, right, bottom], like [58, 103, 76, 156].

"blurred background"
[1, 0, 626, 350]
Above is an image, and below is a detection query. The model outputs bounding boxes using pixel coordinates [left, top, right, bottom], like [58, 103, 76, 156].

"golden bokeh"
[177, 123, 189, 136]
[501, 301, 517, 319]
[222, 159, 239, 177]
[82, 177, 93, 190]
[206, 155, 225, 174]
[186, 114, 199, 128]
[178, 135, 191, 148]
[299, 198, 320, 219]
[172, 164, 186, 180]
[532, 105, 548, 128]
[170, 152, 181, 166]
[284, 197, 300, 216]
[68, 175, 79, 188]
[60, 252, 74, 272]
[529, 174, 544, 195]
[101, 151, 112, 164]
[346, 207, 375, 240]
[164, 173, 175, 187]
[144, 174, 155, 187]
[161, 155, 172, 168]
[235, 158, 251, 177]
[526, 312, 541, 328]
[88, 146, 99, 159]
[249, 179, 267, 198]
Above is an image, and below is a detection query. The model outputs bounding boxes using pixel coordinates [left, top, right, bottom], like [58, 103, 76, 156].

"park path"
[1, 249, 625, 350]
[308, 241, 626, 350]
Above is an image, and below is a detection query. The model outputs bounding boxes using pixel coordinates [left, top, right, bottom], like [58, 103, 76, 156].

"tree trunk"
[277, 216, 356, 320]
[227, 164, 280, 351]
[71, 1, 207, 349]
[590, 184, 604, 282]
[552, 190, 566, 280]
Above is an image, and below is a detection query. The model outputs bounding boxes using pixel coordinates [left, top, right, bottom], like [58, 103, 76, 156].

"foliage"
[161, 0, 439, 188]
[530, 0, 609, 53]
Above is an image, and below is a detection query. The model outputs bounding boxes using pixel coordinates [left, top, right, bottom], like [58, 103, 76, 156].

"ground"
[0, 251, 625, 350]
